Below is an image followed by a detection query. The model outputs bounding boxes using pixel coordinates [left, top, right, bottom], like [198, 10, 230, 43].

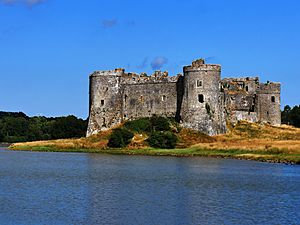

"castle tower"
[181, 59, 226, 135]
[257, 82, 281, 126]
[87, 69, 124, 137]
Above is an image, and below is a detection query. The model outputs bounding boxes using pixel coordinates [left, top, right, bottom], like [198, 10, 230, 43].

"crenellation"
[258, 82, 281, 94]
[87, 59, 281, 137]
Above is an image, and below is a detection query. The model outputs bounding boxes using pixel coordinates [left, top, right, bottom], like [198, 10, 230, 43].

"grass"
[10, 145, 300, 164]
[9, 121, 300, 164]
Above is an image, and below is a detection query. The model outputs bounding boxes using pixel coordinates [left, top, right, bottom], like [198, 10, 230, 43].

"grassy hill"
[9, 119, 300, 164]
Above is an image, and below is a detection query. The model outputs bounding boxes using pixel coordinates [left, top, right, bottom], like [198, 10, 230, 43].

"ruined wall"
[87, 59, 281, 137]
[181, 59, 226, 135]
[87, 69, 181, 136]
[221, 77, 259, 124]
[257, 82, 281, 126]
[221, 77, 281, 126]
[122, 82, 178, 120]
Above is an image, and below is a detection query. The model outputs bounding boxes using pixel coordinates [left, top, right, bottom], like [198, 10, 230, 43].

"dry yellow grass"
[11, 129, 112, 150]
[199, 121, 300, 154]
[9, 120, 300, 164]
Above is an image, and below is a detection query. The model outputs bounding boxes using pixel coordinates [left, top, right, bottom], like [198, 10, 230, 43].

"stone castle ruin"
[87, 59, 281, 136]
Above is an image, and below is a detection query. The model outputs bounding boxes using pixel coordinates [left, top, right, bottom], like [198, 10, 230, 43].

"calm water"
[0, 148, 299, 225]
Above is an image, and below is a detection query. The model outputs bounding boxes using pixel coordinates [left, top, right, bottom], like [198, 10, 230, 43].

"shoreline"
[7, 121, 300, 165]
[0, 143, 11, 147]
[8, 145, 300, 165]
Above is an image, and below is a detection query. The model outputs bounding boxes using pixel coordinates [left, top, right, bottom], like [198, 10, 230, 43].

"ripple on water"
[0, 148, 299, 225]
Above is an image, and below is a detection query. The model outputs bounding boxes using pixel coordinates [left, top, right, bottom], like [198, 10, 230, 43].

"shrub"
[148, 131, 178, 149]
[124, 118, 151, 133]
[108, 128, 134, 148]
[150, 116, 171, 131]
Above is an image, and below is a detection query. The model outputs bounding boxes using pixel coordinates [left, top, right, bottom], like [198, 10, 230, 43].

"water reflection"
[0, 148, 299, 225]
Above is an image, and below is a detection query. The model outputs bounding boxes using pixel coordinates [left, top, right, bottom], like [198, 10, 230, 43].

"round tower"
[181, 59, 226, 135]
[87, 69, 124, 137]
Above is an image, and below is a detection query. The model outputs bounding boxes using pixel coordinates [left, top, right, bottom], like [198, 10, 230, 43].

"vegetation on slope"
[7, 106, 300, 164]
[10, 118, 300, 164]
[108, 117, 180, 149]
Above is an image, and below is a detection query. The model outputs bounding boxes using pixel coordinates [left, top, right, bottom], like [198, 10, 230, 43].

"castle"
[87, 59, 281, 136]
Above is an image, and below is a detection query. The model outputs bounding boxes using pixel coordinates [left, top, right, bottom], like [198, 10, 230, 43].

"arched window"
[271, 96, 275, 103]
[198, 94, 204, 103]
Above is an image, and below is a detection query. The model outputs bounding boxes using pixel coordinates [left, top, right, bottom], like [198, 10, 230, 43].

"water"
[0, 148, 299, 225]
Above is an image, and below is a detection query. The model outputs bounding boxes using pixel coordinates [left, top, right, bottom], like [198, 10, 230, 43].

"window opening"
[196, 80, 203, 88]
[102, 118, 106, 127]
[198, 94, 204, 103]
[271, 96, 275, 103]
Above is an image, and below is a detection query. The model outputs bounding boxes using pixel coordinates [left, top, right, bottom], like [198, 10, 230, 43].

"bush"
[124, 118, 151, 133]
[148, 131, 178, 149]
[124, 116, 173, 133]
[108, 128, 134, 148]
[150, 116, 171, 131]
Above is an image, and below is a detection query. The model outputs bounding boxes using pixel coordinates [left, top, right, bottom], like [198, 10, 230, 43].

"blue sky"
[0, 0, 299, 118]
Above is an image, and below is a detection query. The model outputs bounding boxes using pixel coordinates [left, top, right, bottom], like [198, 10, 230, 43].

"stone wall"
[87, 72, 123, 136]
[258, 82, 281, 126]
[87, 59, 281, 137]
[86, 69, 181, 137]
[221, 77, 259, 124]
[181, 60, 226, 135]
[122, 82, 178, 120]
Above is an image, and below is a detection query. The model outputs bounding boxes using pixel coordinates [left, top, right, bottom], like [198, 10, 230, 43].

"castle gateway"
[87, 59, 281, 136]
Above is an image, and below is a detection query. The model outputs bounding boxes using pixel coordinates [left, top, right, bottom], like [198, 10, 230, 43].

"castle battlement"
[183, 64, 221, 72]
[258, 82, 281, 93]
[91, 68, 181, 84]
[87, 59, 281, 136]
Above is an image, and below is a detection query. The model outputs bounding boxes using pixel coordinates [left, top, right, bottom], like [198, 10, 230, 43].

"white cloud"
[151, 57, 168, 70]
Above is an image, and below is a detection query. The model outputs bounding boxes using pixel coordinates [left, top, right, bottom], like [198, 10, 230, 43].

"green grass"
[9, 145, 300, 164]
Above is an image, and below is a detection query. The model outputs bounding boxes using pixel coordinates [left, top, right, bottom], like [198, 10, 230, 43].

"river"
[0, 148, 299, 225]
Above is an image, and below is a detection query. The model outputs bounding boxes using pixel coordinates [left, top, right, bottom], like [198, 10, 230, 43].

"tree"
[290, 105, 300, 127]
[0, 111, 88, 142]
[281, 105, 300, 128]
[282, 105, 291, 124]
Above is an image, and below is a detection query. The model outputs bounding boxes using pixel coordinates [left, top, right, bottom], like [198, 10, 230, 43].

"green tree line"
[281, 105, 300, 127]
[0, 112, 87, 143]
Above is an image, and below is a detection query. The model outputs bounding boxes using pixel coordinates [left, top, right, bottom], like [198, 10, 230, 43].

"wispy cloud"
[151, 57, 168, 70]
[0, 0, 44, 6]
[205, 56, 216, 62]
[102, 19, 118, 28]
[136, 57, 148, 69]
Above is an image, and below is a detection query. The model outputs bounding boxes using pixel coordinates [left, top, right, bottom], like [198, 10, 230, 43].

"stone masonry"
[87, 59, 281, 136]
